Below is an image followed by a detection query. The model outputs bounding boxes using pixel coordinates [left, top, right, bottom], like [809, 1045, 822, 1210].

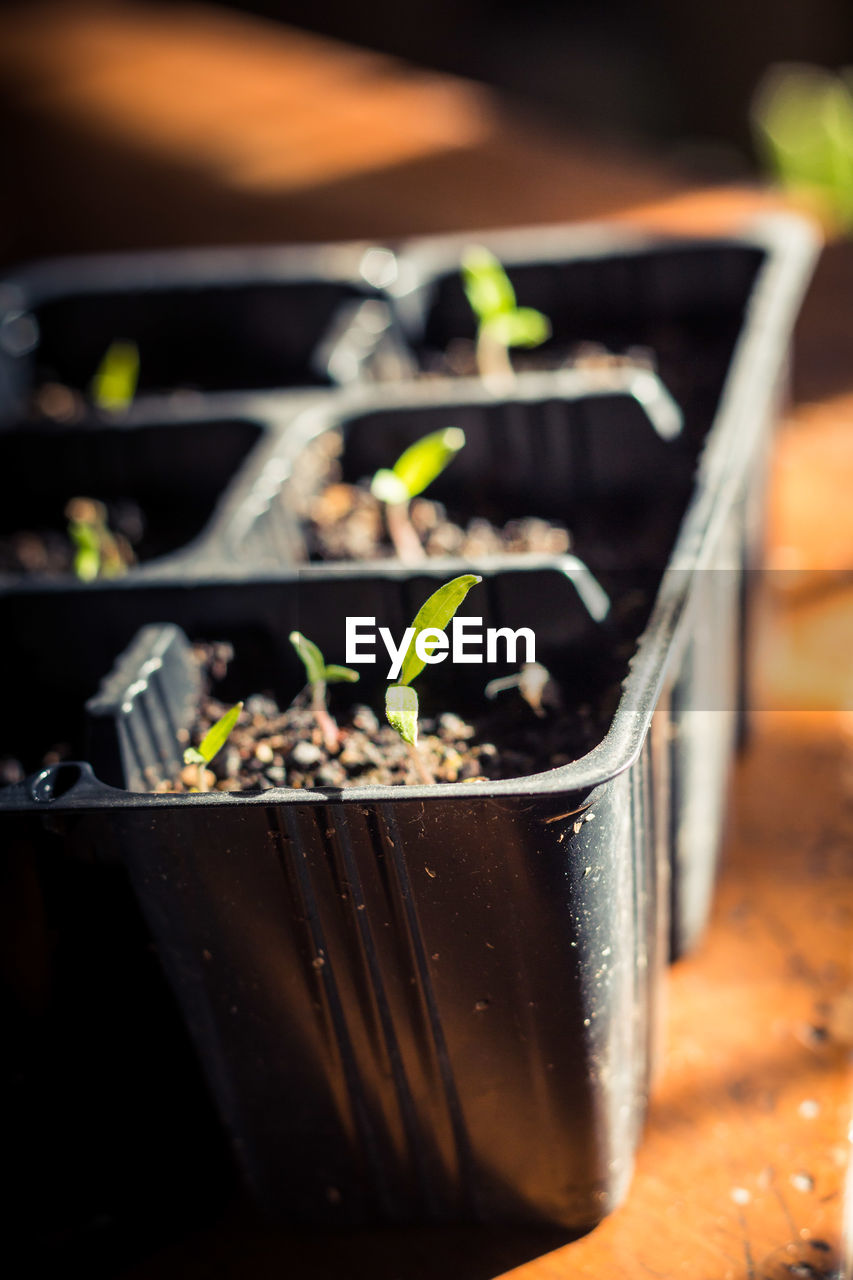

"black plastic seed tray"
[386, 213, 818, 952]
[209, 213, 819, 953]
[0, 214, 819, 1242]
[0, 410, 260, 579]
[0, 392, 334, 584]
[218, 367, 690, 580]
[0, 241, 406, 422]
[0, 560, 660, 1233]
[390, 219, 783, 448]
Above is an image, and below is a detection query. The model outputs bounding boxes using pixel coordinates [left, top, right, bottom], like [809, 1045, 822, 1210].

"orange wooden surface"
[3, 5, 852, 1277]
[0, 0, 695, 258]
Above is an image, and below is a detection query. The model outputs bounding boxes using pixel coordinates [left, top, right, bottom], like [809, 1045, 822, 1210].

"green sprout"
[65, 496, 132, 581]
[461, 246, 551, 381]
[385, 573, 482, 784]
[752, 64, 853, 231]
[183, 700, 243, 792]
[91, 340, 139, 412]
[290, 630, 359, 753]
[370, 426, 466, 562]
[485, 662, 555, 718]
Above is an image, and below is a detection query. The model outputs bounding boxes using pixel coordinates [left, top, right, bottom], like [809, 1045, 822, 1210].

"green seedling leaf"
[483, 307, 551, 349]
[370, 469, 410, 506]
[289, 631, 355, 752]
[91, 341, 139, 412]
[68, 519, 101, 582]
[290, 631, 326, 687]
[752, 65, 853, 228]
[323, 664, 360, 684]
[66, 497, 131, 581]
[399, 573, 482, 687]
[386, 684, 419, 746]
[371, 427, 466, 505]
[184, 701, 243, 767]
[461, 245, 517, 321]
[384, 575, 481, 769]
[461, 246, 550, 374]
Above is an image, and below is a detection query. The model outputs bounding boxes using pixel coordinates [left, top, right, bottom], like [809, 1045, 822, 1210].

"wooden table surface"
[3, 5, 852, 1278]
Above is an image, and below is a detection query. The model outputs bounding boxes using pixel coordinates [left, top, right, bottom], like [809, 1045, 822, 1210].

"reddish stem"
[313, 681, 341, 755]
[386, 500, 426, 563]
[476, 328, 515, 385]
[406, 740, 436, 785]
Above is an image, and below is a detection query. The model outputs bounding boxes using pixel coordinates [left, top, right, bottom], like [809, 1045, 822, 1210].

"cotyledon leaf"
[398, 573, 482, 687]
[386, 684, 419, 746]
[184, 701, 243, 767]
[289, 631, 326, 687]
[461, 245, 517, 321]
[324, 664, 360, 684]
[371, 427, 466, 504]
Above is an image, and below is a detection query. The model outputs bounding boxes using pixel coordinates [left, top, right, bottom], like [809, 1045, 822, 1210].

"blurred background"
[2, 0, 853, 704]
[222, 0, 853, 159]
[1, 0, 852, 262]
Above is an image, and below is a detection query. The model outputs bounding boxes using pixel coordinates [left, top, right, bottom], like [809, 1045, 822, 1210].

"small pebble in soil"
[0, 758, 25, 786]
[289, 741, 324, 770]
[34, 382, 83, 423]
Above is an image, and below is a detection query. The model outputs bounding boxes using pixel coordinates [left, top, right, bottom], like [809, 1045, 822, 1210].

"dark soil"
[422, 325, 726, 434]
[0, 529, 80, 576]
[294, 341, 667, 564]
[294, 432, 572, 562]
[160, 642, 610, 792]
[429, 337, 657, 380]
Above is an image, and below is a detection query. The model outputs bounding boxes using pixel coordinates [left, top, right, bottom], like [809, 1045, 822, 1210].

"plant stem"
[476, 328, 515, 385]
[312, 680, 341, 754]
[386, 500, 425, 563]
[406, 740, 435, 785]
[194, 762, 209, 793]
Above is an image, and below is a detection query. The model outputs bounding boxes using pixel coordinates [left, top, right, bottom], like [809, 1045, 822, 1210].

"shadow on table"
[0, 71, 680, 265]
[118, 1206, 578, 1280]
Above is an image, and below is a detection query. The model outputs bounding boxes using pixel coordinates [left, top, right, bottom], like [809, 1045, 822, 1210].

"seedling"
[65, 496, 132, 581]
[485, 662, 558, 719]
[90, 340, 140, 412]
[290, 630, 359, 754]
[752, 64, 853, 230]
[183, 700, 243, 792]
[385, 573, 482, 784]
[370, 426, 466, 562]
[461, 246, 551, 381]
